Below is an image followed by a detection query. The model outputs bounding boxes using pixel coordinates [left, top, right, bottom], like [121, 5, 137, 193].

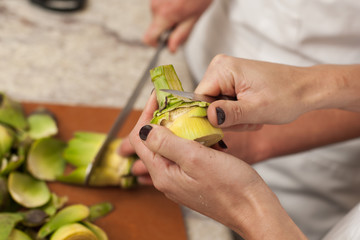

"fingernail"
[139, 125, 153, 141]
[218, 140, 228, 149]
[150, 88, 155, 95]
[216, 107, 225, 125]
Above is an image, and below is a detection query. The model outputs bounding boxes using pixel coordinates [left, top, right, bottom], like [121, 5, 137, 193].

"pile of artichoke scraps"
[0, 92, 136, 240]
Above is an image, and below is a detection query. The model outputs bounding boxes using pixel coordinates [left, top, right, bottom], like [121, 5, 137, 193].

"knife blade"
[84, 30, 171, 185]
[160, 89, 237, 103]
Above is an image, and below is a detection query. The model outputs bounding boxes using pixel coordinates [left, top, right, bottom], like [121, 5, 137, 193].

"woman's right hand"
[196, 55, 360, 131]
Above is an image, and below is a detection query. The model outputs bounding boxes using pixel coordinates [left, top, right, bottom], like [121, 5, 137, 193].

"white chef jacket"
[184, 0, 360, 239]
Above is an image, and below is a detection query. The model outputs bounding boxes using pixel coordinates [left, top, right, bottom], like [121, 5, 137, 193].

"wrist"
[231, 181, 307, 239]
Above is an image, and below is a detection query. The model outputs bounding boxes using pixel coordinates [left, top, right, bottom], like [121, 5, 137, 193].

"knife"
[160, 89, 237, 103]
[84, 30, 171, 185]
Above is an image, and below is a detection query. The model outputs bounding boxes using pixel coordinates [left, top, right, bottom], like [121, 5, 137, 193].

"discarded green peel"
[41, 192, 68, 217]
[38, 204, 90, 238]
[27, 137, 66, 181]
[82, 221, 108, 240]
[20, 209, 48, 227]
[50, 223, 97, 240]
[27, 110, 58, 139]
[0, 93, 28, 131]
[0, 124, 14, 160]
[88, 202, 113, 222]
[7, 229, 32, 240]
[8, 172, 50, 208]
[0, 213, 24, 240]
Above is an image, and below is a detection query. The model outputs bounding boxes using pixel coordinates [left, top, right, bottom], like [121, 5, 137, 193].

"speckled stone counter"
[0, 1, 233, 239]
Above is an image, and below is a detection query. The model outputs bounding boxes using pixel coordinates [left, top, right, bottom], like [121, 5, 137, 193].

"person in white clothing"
[121, 1, 360, 239]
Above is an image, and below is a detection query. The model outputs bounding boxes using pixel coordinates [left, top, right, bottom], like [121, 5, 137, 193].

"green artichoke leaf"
[27, 110, 58, 140]
[0, 93, 28, 131]
[0, 212, 24, 240]
[0, 124, 15, 160]
[8, 172, 51, 208]
[27, 137, 66, 181]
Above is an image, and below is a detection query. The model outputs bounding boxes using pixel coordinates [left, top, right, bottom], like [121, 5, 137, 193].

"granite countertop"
[0, 1, 233, 240]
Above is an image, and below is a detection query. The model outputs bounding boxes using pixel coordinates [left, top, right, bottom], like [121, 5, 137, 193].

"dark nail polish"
[218, 140, 228, 149]
[139, 125, 153, 141]
[216, 107, 225, 125]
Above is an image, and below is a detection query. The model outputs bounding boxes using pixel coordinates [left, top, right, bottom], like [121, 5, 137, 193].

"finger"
[167, 17, 198, 52]
[118, 137, 134, 157]
[138, 124, 214, 174]
[207, 99, 260, 128]
[131, 159, 149, 176]
[132, 92, 158, 133]
[195, 54, 237, 97]
[128, 94, 173, 179]
[137, 175, 153, 185]
[143, 15, 173, 47]
[128, 92, 158, 168]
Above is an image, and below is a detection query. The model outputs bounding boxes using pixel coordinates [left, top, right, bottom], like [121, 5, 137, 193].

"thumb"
[207, 100, 263, 131]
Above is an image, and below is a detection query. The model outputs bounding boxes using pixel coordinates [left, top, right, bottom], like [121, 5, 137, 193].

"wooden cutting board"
[23, 102, 187, 240]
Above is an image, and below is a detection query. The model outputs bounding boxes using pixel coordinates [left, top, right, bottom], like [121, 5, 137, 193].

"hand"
[144, 0, 212, 52]
[128, 94, 306, 239]
[117, 93, 158, 185]
[118, 137, 153, 185]
[195, 55, 315, 131]
[196, 55, 360, 131]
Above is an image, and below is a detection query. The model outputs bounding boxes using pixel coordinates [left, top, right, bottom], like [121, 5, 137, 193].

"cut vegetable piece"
[27, 110, 58, 139]
[38, 204, 90, 238]
[20, 209, 48, 227]
[150, 65, 223, 147]
[0, 93, 28, 131]
[0, 145, 26, 176]
[8, 172, 51, 208]
[88, 202, 113, 222]
[89, 139, 137, 188]
[63, 132, 106, 167]
[56, 166, 87, 185]
[50, 223, 97, 240]
[82, 221, 108, 240]
[0, 124, 15, 160]
[27, 137, 66, 181]
[0, 176, 10, 211]
[41, 192, 68, 217]
[7, 229, 32, 240]
[0, 212, 24, 240]
[60, 135, 137, 188]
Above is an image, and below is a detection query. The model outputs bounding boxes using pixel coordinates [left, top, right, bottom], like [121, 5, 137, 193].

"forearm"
[258, 109, 360, 162]
[224, 109, 360, 164]
[301, 64, 360, 112]
[224, 63, 360, 163]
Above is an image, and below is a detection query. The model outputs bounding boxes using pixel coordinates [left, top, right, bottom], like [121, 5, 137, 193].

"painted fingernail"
[150, 88, 155, 95]
[139, 125, 153, 141]
[216, 107, 225, 125]
[218, 140, 228, 149]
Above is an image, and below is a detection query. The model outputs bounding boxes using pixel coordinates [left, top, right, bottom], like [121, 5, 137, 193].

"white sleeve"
[323, 203, 360, 240]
